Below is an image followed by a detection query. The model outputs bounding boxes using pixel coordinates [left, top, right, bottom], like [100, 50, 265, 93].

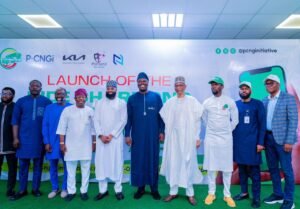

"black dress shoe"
[115, 192, 124, 200]
[10, 191, 28, 201]
[163, 195, 178, 202]
[32, 190, 42, 197]
[251, 199, 261, 208]
[6, 190, 15, 197]
[80, 193, 89, 201]
[94, 191, 109, 201]
[233, 193, 249, 201]
[151, 191, 161, 200]
[134, 189, 145, 199]
[187, 196, 197, 206]
[65, 194, 76, 202]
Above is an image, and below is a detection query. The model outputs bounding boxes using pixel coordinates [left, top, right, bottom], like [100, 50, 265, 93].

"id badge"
[244, 116, 250, 124]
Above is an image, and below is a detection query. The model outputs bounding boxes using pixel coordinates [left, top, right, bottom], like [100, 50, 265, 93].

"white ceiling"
[1, 0, 300, 39]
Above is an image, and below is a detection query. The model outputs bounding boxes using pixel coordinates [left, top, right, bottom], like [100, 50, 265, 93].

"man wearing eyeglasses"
[262, 74, 298, 209]
[0, 87, 17, 197]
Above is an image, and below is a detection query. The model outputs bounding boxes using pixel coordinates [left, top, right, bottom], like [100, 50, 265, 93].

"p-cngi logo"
[0, 48, 22, 69]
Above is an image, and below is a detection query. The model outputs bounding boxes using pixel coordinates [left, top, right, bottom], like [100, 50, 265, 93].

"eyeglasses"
[265, 82, 275, 86]
[0, 92, 13, 96]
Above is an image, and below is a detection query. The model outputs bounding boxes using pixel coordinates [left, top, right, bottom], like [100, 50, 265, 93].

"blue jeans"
[265, 132, 294, 201]
[19, 158, 43, 192]
[49, 159, 67, 191]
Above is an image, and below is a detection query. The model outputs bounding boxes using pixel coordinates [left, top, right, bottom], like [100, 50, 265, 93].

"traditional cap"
[106, 80, 117, 88]
[137, 72, 149, 81]
[208, 76, 224, 85]
[264, 74, 280, 84]
[175, 76, 185, 84]
[75, 88, 87, 97]
[239, 81, 252, 89]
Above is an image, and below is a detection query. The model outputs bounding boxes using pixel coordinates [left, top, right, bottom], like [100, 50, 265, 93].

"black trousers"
[238, 164, 261, 200]
[0, 153, 18, 193]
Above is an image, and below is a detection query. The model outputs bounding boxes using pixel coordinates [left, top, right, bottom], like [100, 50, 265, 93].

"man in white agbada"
[56, 88, 96, 202]
[202, 76, 239, 208]
[93, 80, 127, 201]
[160, 76, 203, 206]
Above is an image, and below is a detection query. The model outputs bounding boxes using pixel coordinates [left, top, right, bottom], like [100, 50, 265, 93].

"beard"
[56, 97, 65, 104]
[239, 92, 251, 100]
[212, 90, 219, 95]
[1, 98, 13, 104]
[139, 88, 147, 92]
[138, 83, 148, 93]
[106, 92, 116, 99]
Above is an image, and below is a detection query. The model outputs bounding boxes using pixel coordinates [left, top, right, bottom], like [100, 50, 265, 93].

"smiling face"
[75, 95, 86, 108]
[55, 88, 67, 104]
[106, 86, 117, 99]
[137, 78, 148, 93]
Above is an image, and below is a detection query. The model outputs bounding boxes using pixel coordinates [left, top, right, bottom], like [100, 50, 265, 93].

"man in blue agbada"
[125, 72, 165, 200]
[10, 80, 52, 200]
[42, 87, 71, 199]
[232, 81, 266, 208]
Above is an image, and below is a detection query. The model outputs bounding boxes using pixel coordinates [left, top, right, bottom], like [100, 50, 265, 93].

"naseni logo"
[0, 48, 22, 69]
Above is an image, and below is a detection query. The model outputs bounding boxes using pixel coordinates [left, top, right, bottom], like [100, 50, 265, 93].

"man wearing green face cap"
[202, 76, 239, 208]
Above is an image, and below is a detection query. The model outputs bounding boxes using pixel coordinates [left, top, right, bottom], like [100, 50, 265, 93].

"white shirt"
[94, 97, 127, 181]
[202, 94, 239, 172]
[56, 105, 95, 161]
[160, 95, 203, 187]
[267, 91, 281, 131]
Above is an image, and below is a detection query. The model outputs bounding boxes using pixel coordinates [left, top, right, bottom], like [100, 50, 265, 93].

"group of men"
[0, 72, 298, 209]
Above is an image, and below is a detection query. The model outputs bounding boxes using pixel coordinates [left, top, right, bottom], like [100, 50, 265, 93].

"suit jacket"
[262, 91, 298, 145]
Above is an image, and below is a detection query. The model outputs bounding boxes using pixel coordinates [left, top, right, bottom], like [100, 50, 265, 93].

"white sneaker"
[61, 190, 68, 198]
[48, 190, 59, 199]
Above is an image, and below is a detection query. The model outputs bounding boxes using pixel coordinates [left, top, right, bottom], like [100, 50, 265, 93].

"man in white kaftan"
[202, 76, 239, 208]
[56, 88, 96, 202]
[93, 80, 127, 201]
[160, 76, 203, 206]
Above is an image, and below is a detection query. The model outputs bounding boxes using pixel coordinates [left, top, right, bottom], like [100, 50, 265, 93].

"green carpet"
[0, 178, 299, 209]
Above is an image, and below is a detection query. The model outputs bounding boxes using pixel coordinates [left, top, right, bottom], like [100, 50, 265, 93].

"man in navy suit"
[262, 74, 298, 209]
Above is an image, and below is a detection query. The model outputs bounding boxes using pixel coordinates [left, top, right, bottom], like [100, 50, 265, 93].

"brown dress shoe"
[163, 195, 178, 202]
[187, 196, 197, 206]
